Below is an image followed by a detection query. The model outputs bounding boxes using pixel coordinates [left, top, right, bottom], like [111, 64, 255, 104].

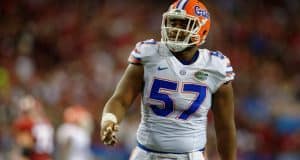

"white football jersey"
[56, 124, 93, 160]
[128, 39, 235, 153]
[32, 122, 54, 154]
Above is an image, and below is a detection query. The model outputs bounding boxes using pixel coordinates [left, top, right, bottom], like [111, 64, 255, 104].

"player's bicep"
[111, 64, 144, 107]
[211, 82, 235, 129]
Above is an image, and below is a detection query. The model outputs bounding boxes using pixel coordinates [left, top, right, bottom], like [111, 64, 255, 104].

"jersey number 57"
[149, 78, 206, 120]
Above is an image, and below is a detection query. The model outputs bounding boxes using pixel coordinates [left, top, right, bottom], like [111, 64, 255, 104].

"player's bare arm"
[211, 82, 237, 160]
[100, 64, 143, 146]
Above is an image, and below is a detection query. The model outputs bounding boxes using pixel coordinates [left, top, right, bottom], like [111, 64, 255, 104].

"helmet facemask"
[161, 9, 202, 53]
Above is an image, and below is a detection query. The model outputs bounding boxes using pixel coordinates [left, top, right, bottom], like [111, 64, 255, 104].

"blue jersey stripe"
[137, 141, 205, 154]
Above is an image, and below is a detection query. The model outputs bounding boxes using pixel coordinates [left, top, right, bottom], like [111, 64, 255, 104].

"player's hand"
[100, 121, 119, 146]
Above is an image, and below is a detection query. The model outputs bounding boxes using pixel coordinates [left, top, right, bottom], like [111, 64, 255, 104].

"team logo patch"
[194, 71, 208, 81]
[194, 6, 209, 18]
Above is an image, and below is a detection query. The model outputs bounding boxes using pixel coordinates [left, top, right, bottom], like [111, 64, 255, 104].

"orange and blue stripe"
[176, 0, 189, 10]
[128, 54, 142, 65]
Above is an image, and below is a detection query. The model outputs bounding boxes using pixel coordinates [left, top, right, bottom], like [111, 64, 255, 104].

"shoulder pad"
[128, 39, 159, 65]
[209, 50, 235, 81]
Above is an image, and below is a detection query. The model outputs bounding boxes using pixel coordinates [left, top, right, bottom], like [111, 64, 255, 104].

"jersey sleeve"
[128, 39, 157, 65]
[128, 42, 143, 65]
[210, 51, 235, 92]
[220, 55, 235, 83]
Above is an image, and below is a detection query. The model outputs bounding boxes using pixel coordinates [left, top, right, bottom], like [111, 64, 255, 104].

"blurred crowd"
[0, 0, 300, 160]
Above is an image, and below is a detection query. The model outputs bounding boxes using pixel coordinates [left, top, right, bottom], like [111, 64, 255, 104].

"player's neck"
[172, 47, 199, 64]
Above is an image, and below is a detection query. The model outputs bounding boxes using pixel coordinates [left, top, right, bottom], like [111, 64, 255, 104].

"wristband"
[101, 113, 118, 126]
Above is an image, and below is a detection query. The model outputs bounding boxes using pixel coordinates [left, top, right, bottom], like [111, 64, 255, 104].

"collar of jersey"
[177, 50, 199, 65]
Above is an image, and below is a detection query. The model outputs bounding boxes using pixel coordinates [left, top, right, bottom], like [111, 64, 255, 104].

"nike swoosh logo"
[158, 66, 168, 71]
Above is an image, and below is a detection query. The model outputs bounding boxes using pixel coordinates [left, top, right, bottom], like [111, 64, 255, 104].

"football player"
[100, 0, 236, 159]
[56, 105, 94, 160]
[13, 95, 54, 160]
